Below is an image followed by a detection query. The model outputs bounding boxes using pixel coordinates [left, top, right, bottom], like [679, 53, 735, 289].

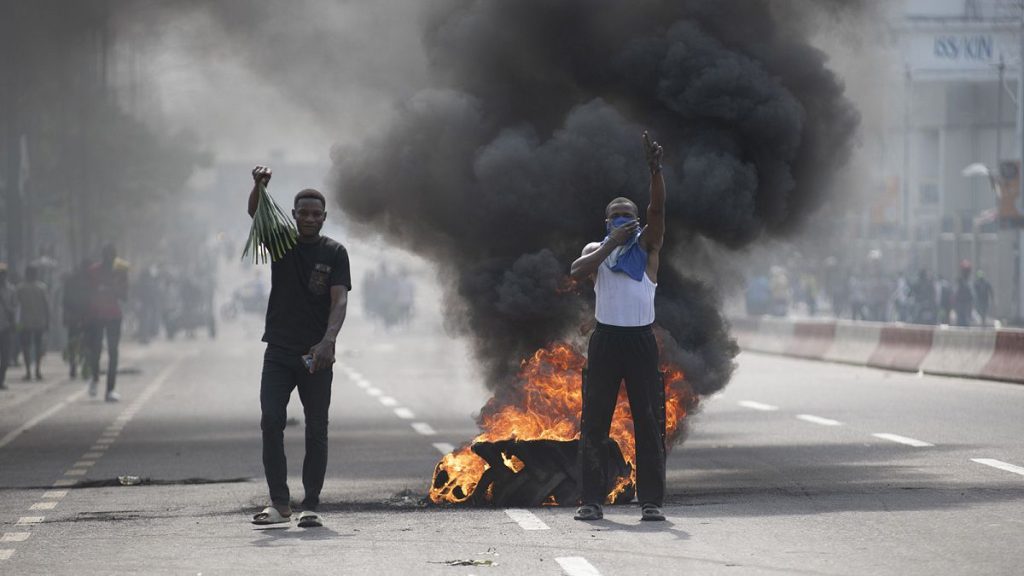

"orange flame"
[430, 341, 696, 505]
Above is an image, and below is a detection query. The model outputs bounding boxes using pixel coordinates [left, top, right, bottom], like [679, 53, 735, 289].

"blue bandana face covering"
[603, 216, 647, 282]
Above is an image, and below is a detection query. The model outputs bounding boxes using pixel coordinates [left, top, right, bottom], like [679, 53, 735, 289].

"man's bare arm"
[308, 285, 348, 372]
[570, 219, 639, 280]
[640, 132, 665, 253]
[247, 165, 272, 218]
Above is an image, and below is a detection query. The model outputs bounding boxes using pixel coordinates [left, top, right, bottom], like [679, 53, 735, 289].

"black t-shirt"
[262, 236, 352, 353]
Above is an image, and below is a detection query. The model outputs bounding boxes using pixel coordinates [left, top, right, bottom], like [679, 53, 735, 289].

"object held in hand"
[242, 181, 298, 264]
[302, 354, 314, 372]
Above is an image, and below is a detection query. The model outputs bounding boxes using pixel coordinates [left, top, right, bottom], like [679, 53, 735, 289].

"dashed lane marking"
[433, 442, 455, 455]
[0, 389, 87, 450]
[411, 422, 437, 436]
[555, 556, 602, 576]
[504, 509, 550, 531]
[0, 533, 30, 543]
[0, 549, 13, 560]
[394, 408, 415, 420]
[51, 479, 75, 488]
[972, 458, 1024, 477]
[29, 502, 56, 511]
[872, 433, 934, 447]
[64, 469, 88, 477]
[796, 414, 842, 426]
[15, 517, 43, 526]
[82, 452, 103, 459]
[366, 388, 383, 397]
[379, 396, 398, 407]
[738, 400, 778, 411]
[41, 490, 67, 499]
[72, 460, 96, 468]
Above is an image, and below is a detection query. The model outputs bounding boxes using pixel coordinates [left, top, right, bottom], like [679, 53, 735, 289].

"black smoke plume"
[331, 0, 860, 399]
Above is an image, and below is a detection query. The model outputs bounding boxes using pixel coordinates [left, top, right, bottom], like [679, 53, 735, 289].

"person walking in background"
[954, 260, 974, 327]
[17, 265, 49, 381]
[86, 244, 129, 402]
[0, 263, 17, 391]
[911, 269, 936, 325]
[973, 271, 994, 326]
[937, 275, 953, 325]
[849, 272, 867, 321]
[62, 261, 90, 379]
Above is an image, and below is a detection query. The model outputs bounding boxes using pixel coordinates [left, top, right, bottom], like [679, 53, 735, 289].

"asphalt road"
[1, 303, 1022, 575]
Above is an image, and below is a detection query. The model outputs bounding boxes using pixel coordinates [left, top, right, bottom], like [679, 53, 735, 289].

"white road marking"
[0, 389, 87, 450]
[504, 509, 550, 531]
[872, 433, 934, 447]
[366, 388, 383, 397]
[555, 556, 601, 576]
[42, 490, 67, 499]
[354, 379, 370, 389]
[95, 438, 116, 445]
[51, 479, 75, 487]
[378, 396, 398, 407]
[0, 533, 30, 543]
[64, 469, 88, 477]
[15, 517, 43, 525]
[738, 400, 778, 412]
[83, 452, 103, 459]
[972, 458, 1024, 476]
[796, 414, 842, 426]
[89, 444, 109, 451]
[72, 460, 96, 468]
[29, 502, 56, 511]
[411, 422, 437, 436]
[394, 408, 415, 420]
[101, 430, 120, 437]
[0, 549, 13, 560]
[433, 442, 455, 455]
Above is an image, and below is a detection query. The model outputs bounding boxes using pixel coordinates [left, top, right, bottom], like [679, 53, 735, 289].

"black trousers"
[20, 329, 45, 375]
[579, 323, 666, 506]
[87, 319, 122, 393]
[260, 345, 332, 510]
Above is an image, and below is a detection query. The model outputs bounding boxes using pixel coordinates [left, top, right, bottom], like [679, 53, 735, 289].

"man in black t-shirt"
[247, 165, 351, 529]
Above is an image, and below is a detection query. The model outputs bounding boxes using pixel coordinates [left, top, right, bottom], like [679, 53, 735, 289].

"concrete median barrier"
[981, 329, 1024, 383]
[823, 321, 882, 366]
[867, 324, 934, 372]
[920, 327, 997, 379]
[785, 320, 836, 360]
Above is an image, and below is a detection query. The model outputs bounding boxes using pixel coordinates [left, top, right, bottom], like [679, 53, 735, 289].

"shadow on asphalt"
[593, 518, 691, 540]
[250, 525, 350, 545]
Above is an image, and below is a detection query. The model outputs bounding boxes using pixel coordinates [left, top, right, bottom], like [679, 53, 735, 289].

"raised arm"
[248, 165, 272, 218]
[639, 131, 665, 253]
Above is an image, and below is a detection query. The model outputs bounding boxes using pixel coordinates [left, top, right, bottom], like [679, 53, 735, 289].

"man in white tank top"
[569, 132, 667, 522]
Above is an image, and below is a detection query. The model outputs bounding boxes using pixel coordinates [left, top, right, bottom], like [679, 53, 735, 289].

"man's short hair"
[294, 188, 326, 209]
[605, 197, 638, 217]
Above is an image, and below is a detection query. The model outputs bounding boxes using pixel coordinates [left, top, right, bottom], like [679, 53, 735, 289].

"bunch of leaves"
[242, 182, 298, 264]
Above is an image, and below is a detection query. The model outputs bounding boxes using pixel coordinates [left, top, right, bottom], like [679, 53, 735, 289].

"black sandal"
[574, 503, 604, 521]
[640, 503, 665, 521]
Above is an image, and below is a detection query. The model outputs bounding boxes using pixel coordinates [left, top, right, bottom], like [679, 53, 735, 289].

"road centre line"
[0, 389, 87, 450]
[41, 490, 67, 499]
[393, 407, 415, 419]
[411, 422, 437, 436]
[796, 414, 842, 426]
[29, 502, 56, 511]
[378, 396, 398, 407]
[504, 508, 550, 530]
[51, 479, 75, 487]
[433, 442, 455, 455]
[0, 533, 30, 542]
[366, 387, 383, 397]
[72, 460, 96, 468]
[872, 433, 934, 447]
[15, 517, 43, 525]
[64, 469, 88, 477]
[972, 458, 1024, 476]
[738, 400, 778, 411]
[555, 556, 602, 576]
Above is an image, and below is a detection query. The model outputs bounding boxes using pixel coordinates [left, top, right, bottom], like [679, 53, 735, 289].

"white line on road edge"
[411, 422, 437, 436]
[738, 400, 779, 411]
[0, 533, 30, 543]
[872, 433, 934, 447]
[555, 556, 601, 576]
[394, 408, 415, 420]
[0, 389, 87, 450]
[504, 509, 550, 531]
[379, 396, 398, 407]
[796, 414, 842, 426]
[433, 442, 455, 455]
[972, 458, 1024, 477]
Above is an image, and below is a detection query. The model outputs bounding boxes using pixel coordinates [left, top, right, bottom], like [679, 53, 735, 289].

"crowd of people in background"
[746, 252, 999, 328]
[0, 242, 220, 396]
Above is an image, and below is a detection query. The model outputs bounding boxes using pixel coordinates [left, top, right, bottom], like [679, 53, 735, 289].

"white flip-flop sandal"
[297, 510, 323, 528]
[252, 506, 291, 525]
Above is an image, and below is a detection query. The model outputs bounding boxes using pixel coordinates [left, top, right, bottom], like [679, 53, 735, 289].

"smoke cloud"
[331, 0, 861, 399]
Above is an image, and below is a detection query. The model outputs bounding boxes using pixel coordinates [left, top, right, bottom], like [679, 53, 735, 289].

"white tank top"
[594, 260, 657, 327]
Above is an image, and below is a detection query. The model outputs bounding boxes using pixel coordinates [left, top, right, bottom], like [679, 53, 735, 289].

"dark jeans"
[20, 329, 45, 376]
[579, 323, 666, 506]
[260, 345, 332, 511]
[87, 318, 122, 393]
[0, 328, 11, 387]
